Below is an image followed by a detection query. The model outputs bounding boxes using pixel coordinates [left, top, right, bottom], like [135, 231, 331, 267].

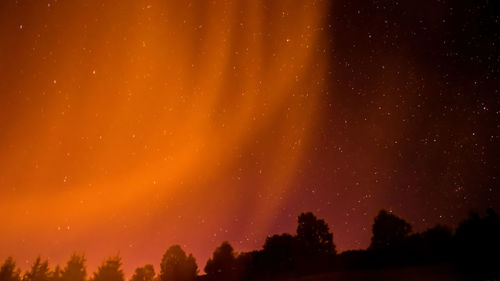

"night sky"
[0, 0, 499, 276]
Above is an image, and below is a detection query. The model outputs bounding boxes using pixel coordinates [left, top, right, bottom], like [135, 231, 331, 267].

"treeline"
[1, 209, 499, 281]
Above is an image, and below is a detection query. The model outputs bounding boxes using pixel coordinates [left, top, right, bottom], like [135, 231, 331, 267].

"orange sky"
[0, 0, 331, 275]
[3, 0, 497, 276]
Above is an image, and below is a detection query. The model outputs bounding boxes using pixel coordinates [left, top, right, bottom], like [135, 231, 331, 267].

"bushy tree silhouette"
[420, 224, 452, 261]
[296, 212, 336, 256]
[90, 256, 124, 281]
[454, 208, 500, 279]
[61, 254, 86, 281]
[130, 265, 155, 281]
[23, 257, 50, 281]
[261, 234, 296, 273]
[292, 213, 336, 274]
[159, 245, 197, 281]
[232, 252, 255, 277]
[204, 241, 236, 276]
[0, 257, 21, 281]
[370, 210, 411, 250]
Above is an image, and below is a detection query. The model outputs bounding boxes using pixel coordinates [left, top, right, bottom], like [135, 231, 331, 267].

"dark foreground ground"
[288, 265, 467, 281]
[198, 265, 471, 281]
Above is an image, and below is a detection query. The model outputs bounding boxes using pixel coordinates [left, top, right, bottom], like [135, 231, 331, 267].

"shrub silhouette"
[23, 257, 50, 281]
[159, 245, 197, 281]
[0, 257, 21, 281]
[130, 265, 155, 281]
[204, 241, 236, 276]
[90, 256, 124, 281]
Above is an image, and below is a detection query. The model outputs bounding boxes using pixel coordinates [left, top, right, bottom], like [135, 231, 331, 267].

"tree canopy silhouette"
[204, 241, 236, 276]
[2, 209, 499, 281]
[90, 256, 124, 281]
[0, 257, 21, 281]
[48, 266, 62, 281]
[454, 208, 500, 279]
[419, 224, 453, 260]
[23, 257, 50, 281]
[61, 254, 86, 281]
[130, 265, 155, 281]
[370, 209, 412, 250]
[261, 233, 296, 273]
[296, 212, 336, 256]
[159, 245, 197, 281]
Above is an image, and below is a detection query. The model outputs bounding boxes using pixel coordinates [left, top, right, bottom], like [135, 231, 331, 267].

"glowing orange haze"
[0, 0, 331, 276]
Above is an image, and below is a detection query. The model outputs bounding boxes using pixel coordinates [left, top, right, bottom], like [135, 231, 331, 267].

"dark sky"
[268, 0, 500, 255]
[0, 0, 498, 276]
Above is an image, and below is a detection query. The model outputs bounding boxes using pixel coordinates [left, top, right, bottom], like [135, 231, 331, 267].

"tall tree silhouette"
[130, 265, 155, 281]
[0, 257, 21, 281]
[296, 212, 336, 256]
[204, 241, 236, 276]
[61, 254, 86, 281]
[159, 245, 197, 281]
[370, 210, 412, 250]
[23, 257, 50, 281]
[90, 256, 124, 281]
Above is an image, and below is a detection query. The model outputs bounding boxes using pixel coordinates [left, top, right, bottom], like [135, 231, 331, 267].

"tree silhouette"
[130, 265, 155, 281]
[90, 256, 124, 281]
[23, 257, 50, 281]
[420, 224, 452, 261]
[159, 245, 197, 281]
[261, 233, 296, 273]
[48, 266, 62, 281]
[296, 212, 336, 256]
[370, 210, 412, 250]
[454, 208, 500, 279]
[232, 252, 255, 277]
[0, 257, 21, 281]
[61, 254, 86, 281]
[2, 208, 499, 280]
[204, 241, 236, 276]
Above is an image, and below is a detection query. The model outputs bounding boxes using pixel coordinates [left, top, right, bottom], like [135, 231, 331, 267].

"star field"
[0, 0, 498, 276]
